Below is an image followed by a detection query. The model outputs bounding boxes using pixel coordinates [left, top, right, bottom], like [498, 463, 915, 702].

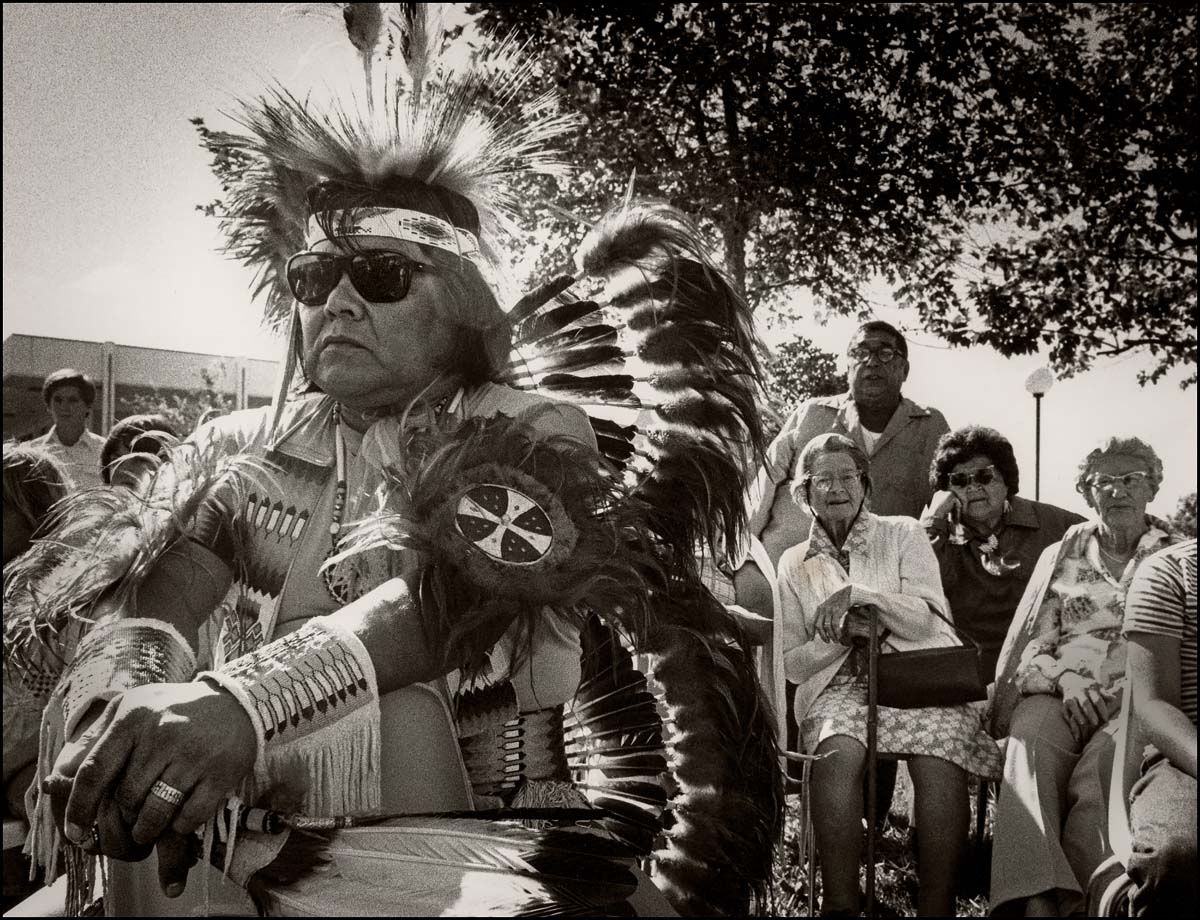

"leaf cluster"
[474, 3, 1196, 385]
[761, 335, 844, 436]
[114, 365, 236, 436]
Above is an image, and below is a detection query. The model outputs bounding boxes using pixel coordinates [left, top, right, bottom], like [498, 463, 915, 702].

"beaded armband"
[198, 617, 381, 816]
[25, 617, 196, 885]
[60, 617, 197, 740]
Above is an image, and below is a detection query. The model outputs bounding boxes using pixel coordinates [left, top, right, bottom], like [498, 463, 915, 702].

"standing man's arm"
[917, 407, 952, 515]
[746, 411, 802, 539]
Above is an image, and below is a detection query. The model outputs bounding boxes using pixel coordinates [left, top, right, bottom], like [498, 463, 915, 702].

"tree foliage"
[474, 3, 1196, 385]
[761, 335, 844, 437]
[1168, 491, 1197, 538]
[114, 366, 236, 436]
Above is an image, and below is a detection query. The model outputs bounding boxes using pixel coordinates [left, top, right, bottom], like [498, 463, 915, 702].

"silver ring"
[89, 823, 102, 853]
[149, 780, 185, 808]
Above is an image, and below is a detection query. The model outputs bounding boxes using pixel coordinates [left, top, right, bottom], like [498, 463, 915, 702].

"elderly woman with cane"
[780, 433, 1001, 917]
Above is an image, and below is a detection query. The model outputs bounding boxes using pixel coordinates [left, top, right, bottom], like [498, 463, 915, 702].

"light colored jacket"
[747, 394, 949, 566]
[779, 512, 957, 727]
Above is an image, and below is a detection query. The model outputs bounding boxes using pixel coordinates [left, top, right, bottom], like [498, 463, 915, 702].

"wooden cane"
[865, 611, 879, 917]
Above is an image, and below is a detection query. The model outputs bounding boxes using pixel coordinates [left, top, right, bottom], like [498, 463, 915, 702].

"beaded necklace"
[321, 406, 352, 603]
[321, 391, 463, 603]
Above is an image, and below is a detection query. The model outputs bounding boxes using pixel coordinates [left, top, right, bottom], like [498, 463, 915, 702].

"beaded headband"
[305, 208, 482, 263]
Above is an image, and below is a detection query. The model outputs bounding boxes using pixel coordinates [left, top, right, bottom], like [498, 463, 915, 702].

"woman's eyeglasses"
[286, 250, 428, 306]
[1088, 471, 1151, 492]
[809, 472, 864, 493]
[949, 466, 998, 488]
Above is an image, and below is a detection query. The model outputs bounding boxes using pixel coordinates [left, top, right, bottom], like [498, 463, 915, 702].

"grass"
[766, 768, 994, 917]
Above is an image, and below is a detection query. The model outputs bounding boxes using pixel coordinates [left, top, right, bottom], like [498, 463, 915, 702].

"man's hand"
[1058, 671, 1113, 743]
[45, 680, 256, 894]
[812, 585, 853, 643]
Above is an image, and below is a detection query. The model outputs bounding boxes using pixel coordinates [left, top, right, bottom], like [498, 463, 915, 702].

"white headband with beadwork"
[305, 207, 482, 261]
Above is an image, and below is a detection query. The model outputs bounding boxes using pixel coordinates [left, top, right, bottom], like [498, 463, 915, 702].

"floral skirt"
[801, 667, 1003, 780]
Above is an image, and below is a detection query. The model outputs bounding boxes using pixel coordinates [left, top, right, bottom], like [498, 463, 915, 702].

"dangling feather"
[642, 589, 784, 916]
[285, 3, 389, 113]
[391, 2, 448, 111]
[503, 200, 764, 567]
[576, 202, 764, 567]
[488, 199, 781, 912]
[243, 816, 640, 917]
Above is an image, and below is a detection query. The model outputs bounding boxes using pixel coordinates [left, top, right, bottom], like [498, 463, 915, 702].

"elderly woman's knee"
[1010, 691, 1063, 726]
[1008, 692, 1079, 754]
[813, 735, 867, 783]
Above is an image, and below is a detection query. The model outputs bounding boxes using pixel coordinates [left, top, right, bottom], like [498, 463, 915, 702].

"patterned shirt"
[1015, 523, 1173, 694]
[1122, 539, 1198, 724]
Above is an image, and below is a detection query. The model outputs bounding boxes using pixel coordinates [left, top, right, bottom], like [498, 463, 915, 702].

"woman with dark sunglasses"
[924, 426, 1086, 679]
[988, 436, 1183, 916]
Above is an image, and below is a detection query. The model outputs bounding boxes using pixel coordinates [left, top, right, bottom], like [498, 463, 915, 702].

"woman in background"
[924, 425, 1085, 679]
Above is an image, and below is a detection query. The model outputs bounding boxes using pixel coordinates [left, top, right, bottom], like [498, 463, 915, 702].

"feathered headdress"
[193, 6, 783, 914]
[199, 2, 578, 330]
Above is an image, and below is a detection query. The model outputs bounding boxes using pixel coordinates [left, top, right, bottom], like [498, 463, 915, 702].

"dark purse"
[874, 606, 988, 709]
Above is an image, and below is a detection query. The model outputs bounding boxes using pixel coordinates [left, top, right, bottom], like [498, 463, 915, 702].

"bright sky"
[4, 4, 1196, 518]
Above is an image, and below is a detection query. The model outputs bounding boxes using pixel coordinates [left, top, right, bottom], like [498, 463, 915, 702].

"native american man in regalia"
[4, 6, 782, 916]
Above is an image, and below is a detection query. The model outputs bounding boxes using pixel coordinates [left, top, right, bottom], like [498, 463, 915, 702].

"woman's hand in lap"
[1058, 671, 1111, 742]
[813, 585, 852, 642]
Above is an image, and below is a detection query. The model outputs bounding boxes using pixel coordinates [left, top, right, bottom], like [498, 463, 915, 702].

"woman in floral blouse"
[989, 436, 1182, 917]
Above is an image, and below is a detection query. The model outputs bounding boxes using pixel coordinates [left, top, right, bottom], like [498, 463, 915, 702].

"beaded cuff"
[198, 617, 381, 817]
[60, 617, 197, 741]
[25, 617, 196, 888]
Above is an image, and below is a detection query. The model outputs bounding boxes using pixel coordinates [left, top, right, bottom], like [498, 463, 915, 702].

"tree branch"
[747, 278, 815, 298]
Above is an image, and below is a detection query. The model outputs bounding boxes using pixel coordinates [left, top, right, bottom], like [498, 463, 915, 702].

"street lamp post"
[1025, 367, 1055, 500]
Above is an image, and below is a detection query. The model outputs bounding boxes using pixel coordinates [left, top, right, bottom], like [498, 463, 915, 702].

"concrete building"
[2, 334, 278, 440]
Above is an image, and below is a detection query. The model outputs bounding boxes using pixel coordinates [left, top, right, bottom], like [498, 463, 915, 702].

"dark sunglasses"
[285, 250, 428, 306]
[948, 466, 998, 488]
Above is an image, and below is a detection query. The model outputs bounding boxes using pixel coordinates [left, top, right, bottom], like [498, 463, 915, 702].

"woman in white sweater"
[780, 433, 1001, 916]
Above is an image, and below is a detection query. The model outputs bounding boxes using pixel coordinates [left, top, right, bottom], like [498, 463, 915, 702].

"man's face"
[48, 385, 89, 430]
[847, 330, 908, 409]
[298, 236, 457, 409]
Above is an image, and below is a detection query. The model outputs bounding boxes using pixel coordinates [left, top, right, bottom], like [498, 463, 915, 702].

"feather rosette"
[331, 408, 657, 677]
